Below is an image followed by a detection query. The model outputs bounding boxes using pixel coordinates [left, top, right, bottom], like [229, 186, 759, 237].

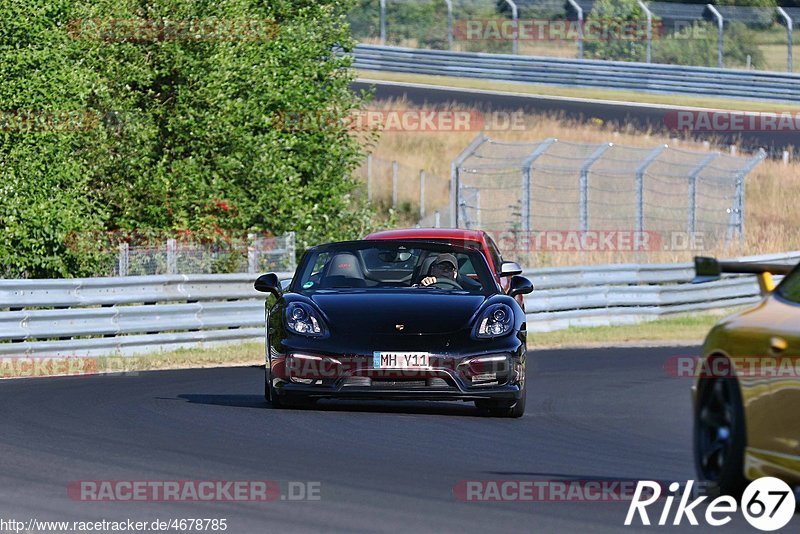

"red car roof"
[364, 228, 488, 242]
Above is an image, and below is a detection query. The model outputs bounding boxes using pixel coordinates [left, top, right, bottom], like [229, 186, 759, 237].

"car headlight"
[474, 304, 514, 338]
[286, 302, 327, 337]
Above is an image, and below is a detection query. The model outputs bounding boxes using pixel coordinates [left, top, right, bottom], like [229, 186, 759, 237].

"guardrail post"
[247, 233, 257, 274]
[444, 0, 453, 49]
[579, 143, 613, 233]
[504, 0, 519, 55]
[687, 153, 717, 235]
[520, 138, 557, 232]
[567, 0, 584, 59]
[118, 243, 129, 277]
[380, 0, 387, 45]
[778, 7, 793, 72]
[707, 4, 724, 68]
[419, 170, 426, 219]
[635, 145, 667, 234]
[637, 0, 652, 63]
[166, 238, 177, 274]
[451, 133, 488, 227]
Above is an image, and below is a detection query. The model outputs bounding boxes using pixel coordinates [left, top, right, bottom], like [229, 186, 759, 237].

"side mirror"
[508, 275, 533, 297]
[499, 261, 523, 277]
[254, 273, 281, 297]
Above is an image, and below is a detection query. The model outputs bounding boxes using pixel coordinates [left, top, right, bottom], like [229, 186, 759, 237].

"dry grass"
[356, 98, 800, 265]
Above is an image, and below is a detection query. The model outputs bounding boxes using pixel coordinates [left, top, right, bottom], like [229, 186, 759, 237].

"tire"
[694, 375, 747, 497]
[477, 383, 526, 418]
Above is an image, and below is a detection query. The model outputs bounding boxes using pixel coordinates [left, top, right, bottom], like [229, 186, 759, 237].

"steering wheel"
[431, 278, 462, 289]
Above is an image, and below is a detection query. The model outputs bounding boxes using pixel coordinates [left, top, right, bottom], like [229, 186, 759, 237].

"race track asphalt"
[0, 346, 781, 533]
[352, 80, 800, 158]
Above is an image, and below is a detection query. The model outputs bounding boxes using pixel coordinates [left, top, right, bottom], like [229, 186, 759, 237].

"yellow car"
[692, 256, 800, 495]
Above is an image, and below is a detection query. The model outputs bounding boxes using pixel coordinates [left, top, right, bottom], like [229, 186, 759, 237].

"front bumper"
[269, 349, 525, 402]
[276, 379, 523, 402]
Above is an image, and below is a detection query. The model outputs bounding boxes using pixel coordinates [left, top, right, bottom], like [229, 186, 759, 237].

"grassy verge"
[2, 312, 733, 379]
[525, 312, 726, 349]
[357, 70, 800, 113]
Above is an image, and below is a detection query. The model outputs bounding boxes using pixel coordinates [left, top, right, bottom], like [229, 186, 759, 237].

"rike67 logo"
[625, 478, 795, 531]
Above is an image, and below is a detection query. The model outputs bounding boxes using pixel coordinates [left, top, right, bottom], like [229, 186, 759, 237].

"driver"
[419, 254, 481, 290]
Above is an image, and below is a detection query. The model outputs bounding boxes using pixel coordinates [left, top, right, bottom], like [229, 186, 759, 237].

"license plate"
[373, 351, 430, 369]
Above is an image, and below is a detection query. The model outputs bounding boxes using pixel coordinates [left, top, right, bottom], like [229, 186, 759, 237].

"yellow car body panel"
[696, 292, 800, 486]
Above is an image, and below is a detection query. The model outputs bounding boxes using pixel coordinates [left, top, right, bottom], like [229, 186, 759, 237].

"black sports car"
[253, 239, 533, 417]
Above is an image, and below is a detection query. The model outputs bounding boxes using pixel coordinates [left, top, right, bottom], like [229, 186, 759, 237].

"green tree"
[583, 0, 651, 61]
[0, 0, 379, 277]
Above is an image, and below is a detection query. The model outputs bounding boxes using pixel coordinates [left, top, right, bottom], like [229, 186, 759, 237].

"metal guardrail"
[352, 44, 800, 103]
[522, 251, 800, 332]
[2, 251, 798, 357]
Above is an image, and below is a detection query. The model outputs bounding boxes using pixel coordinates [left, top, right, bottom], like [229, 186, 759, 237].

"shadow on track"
[177, 394, 487, 417]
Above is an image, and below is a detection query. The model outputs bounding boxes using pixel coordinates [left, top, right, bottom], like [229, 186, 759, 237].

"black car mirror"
[254, 273, 282, 297]
[508, 275, 533, 297]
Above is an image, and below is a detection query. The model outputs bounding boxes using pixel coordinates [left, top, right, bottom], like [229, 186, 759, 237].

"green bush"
[0, 0, 380, 278]
[652, 21, 765, 68]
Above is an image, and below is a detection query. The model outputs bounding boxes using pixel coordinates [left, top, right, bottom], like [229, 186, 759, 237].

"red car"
[364, 228, 526, 309]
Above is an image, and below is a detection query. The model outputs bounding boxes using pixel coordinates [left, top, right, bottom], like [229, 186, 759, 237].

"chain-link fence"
[350, 0, 799, 71]
[111, 232, 296, 276]
[353, 154, 452, 226]
[453, 134, 764, 262]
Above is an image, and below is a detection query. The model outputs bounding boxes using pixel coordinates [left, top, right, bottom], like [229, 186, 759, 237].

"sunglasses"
[433, 264, 456, 273]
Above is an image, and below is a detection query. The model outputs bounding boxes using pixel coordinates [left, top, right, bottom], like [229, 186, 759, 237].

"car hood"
[308, 290, 486, 335]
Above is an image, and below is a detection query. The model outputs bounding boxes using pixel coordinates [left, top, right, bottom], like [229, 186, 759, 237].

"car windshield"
[292, 241, 496, 295]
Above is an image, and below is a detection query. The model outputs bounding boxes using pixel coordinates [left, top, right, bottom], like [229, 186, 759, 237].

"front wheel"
[476, 384, 526, 418]
[694, 375, 747, 496]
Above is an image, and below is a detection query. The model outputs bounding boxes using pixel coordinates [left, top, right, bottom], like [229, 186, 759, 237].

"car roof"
[364, 228, 488, 242]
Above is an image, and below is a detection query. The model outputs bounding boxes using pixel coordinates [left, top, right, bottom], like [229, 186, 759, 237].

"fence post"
[444, 0, 453, 48]
[687, 153, 717, 235]
[504, 0, 518, 55]
[567, 0, 584, 59]
[637, 0, 652, 63]
[635, 145, 667, 234]
[286, 231, 297, 273]
[730, 149, 766, 242]
[520, 138, 557, 232]
[451, 133, 488, 228]
[579, 143, 613, 233]
[391, 160, 398, 208]
[380, 0, 386, 44]
[778, 7, 793, 73]
[118, 242, 129, 277]
[247, 233, 257, 274]
[367, 153, 373, 202]
[166, 238, 177, 274]
[707, 4, 724, 68]
[434, 210, 441, 228]
[419, 170, 426, 219]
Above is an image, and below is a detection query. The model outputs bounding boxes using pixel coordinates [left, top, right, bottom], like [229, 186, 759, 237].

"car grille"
[341, 377, 455, 389]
